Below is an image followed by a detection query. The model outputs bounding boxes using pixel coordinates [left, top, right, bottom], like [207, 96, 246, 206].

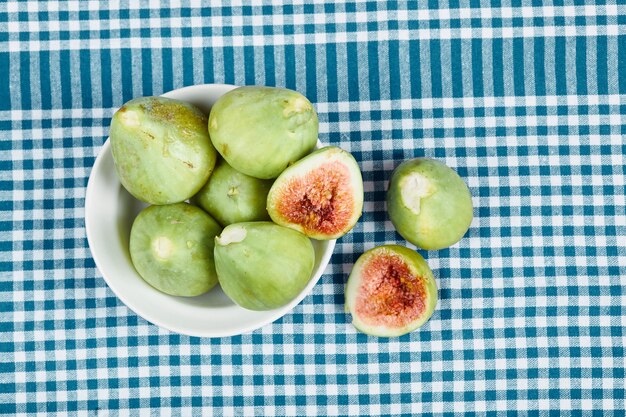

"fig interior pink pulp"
[274, 161, 354, 237]
[355, 253, 428, 328]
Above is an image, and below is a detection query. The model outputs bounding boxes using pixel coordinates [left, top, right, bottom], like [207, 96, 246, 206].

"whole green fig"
[194, 159, 272, 226]
[386, 158, 473, 250]
[214, 222, 315, 310]
[130, 203, 222, 297]
[208, 86, 318, 179]
[110, 96, 217, 204]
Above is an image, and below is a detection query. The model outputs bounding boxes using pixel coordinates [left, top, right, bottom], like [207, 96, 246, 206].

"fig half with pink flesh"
[266, 146, 364, 240]
[345, 245, 438, 337]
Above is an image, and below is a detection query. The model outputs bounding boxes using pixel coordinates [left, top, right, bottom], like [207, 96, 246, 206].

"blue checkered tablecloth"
[1, 1, 625, 415]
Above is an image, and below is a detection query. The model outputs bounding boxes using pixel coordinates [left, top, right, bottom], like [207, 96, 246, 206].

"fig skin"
[129, 203, 222, 297]
[345, 245, 438, 337]
[266, 146, 364, 240]
[386, 158, 473, 250]
[214, 222, 315, 311]
[193, 159, 273, 226]
[110, 96, 217, 205]
[208, 86, 318, 179]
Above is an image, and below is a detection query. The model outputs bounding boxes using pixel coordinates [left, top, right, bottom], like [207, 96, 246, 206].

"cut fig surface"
[267, 146, 363, 240]
[345, 245, 438, 337]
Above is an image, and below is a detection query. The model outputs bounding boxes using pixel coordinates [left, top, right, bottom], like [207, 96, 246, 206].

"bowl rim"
[85, 84, 336, 338]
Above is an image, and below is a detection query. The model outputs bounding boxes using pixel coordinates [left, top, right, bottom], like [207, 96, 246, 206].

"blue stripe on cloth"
[242, 45, 253, 85]
[533, 37, 546, 97]
[325, 43, 338, 102]
[430, 39, 442, 98]
[79, 49, 93, 109]
[100, 48, 113, 108]
[284, 44, 296, 90]
[305, 43, 317, 102]
[39, 51, 52, 110]
[184, 47, 195, 86]
[162, 48, 173, 93]
[140, 48, 152, 96]
[225, 47, 235, 86]
[202, 48, 216, 84]
[120, 48, 133, 102]
[59, 49, 72, 108]
[264, 44, 276, 86]
[471, 39, 483, 97]
[408, 39, 422, 99]
[0, 52, 9, 111]
[1, 1, 626, 415]
[367, 41, 380, 101]
[346, 42, 360, 101]
[492, 38, 504, 97]
[555, 36, 567, 96]
[388, 40, 401, 100]
[19, 51, 31, 109]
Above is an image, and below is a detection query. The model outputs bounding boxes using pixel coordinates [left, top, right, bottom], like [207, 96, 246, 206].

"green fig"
[129, 203, 222, 296]
[387, 158, 473, 250]
[193, 159, 272, 226]
[110, 96, 217, 204]
[214, 222, 315, 310]
[267, 146, 363, 240]
[208, 86, 318, 179]
[345, 245, 438, 337]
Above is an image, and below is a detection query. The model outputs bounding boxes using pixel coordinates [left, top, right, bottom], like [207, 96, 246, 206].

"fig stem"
[215, 226, 247, 246]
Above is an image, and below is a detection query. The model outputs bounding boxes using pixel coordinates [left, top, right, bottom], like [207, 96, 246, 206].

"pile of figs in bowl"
[85, 84, 363, 337]
[86, 83, 473, 338]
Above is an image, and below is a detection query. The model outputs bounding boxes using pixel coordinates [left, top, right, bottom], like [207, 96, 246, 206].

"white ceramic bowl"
[85, 84, 336, 338]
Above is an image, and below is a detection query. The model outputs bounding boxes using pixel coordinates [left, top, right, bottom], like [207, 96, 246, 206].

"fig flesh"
[345, 245, 438, 337]
[208, 86, 318, 179]
[214, 222, 315, 311]
[266, 146, 363, 240]
[387, 158, 473, 250]
[193, 159, 273, 226]
[129, 203, 222, 297]
[110, 96, 217, 204]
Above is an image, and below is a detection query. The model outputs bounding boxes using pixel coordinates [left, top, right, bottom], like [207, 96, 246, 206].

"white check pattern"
[1, 0, 625, 415]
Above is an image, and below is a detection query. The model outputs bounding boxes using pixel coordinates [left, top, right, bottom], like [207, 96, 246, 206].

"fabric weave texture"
[1, 1, 625, 415]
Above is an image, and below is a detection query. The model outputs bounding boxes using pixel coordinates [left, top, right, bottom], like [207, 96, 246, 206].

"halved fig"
[345, 245, 438, 337]
[266, 146, 363, 240]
